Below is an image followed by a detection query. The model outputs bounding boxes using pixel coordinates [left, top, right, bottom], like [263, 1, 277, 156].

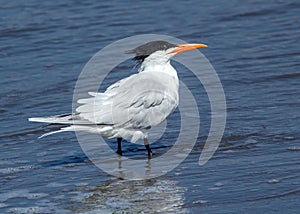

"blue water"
[1, 0, 300, 213]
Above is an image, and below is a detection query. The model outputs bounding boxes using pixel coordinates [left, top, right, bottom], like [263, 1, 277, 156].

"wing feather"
[76, 72, 179, 129]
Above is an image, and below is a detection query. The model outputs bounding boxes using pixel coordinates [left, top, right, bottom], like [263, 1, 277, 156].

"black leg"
[144, 137, 152, 158]
[117, 137, 122, 155]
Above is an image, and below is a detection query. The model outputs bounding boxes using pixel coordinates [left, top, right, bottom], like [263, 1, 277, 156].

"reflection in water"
[107, 156, 152, 180]
[69, 178, 187, 213]
[116, 157, 152, 180]
[107, 155, 154, 181]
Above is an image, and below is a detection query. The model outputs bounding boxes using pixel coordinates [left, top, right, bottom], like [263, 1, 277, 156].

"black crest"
[127, 41, 177, 63]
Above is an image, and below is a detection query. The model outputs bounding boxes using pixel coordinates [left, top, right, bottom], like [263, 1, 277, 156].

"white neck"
[138, 51, 178, 79]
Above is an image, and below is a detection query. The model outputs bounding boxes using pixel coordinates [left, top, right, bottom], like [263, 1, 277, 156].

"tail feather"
[38, 125, 115, 139]
[29, 114, 116, 139]
[28, 114, 92, 125]
[29, 113, 73, 124]
[38, 127, 74, 138]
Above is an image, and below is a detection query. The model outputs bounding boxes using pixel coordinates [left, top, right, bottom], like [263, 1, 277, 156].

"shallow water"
[1, 0, 300, 213]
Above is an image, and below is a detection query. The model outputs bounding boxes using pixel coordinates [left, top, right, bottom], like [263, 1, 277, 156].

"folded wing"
[76, 72, 179, 129]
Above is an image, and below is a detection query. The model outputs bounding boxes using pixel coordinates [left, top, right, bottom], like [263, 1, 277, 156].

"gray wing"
[76, 72, 179, 129]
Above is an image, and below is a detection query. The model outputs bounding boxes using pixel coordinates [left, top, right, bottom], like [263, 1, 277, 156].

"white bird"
[29, 41, 207, 158]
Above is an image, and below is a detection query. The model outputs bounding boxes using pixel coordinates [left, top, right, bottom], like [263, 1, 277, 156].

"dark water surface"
[1, 0, 300, 213]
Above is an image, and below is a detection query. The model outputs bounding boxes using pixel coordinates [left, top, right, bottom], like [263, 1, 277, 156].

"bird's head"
[127, 40, 207, 64]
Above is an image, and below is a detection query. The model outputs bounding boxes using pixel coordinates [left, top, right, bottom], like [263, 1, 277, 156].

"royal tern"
[29, 41, 207, 158]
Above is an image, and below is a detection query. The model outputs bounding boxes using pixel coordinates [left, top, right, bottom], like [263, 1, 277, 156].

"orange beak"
[171, 43, 208, 54]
